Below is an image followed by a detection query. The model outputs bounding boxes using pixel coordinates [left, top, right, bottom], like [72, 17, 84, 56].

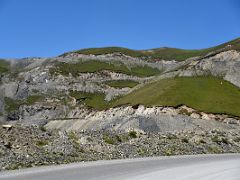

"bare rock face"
[7, 111, 20, 121]
[1, 82, 19, 99]
[18, 104, 67, 125]
[44, 105, 240, 133]
[15, 83, 29, 100]
[177, 50, 240, 87]
[198, 51, 240, 86]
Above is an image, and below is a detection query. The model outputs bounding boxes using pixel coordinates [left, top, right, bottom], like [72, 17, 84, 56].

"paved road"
[1, 154, 240, 180]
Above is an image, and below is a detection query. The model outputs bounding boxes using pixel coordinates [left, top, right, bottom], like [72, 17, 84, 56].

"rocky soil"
[0, 124, 239, 171]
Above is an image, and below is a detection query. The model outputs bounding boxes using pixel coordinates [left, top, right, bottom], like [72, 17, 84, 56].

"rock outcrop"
[45, 105, 240, 133]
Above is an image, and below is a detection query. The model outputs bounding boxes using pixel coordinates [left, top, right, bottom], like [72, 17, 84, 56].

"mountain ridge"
[60, 38, 240, 61]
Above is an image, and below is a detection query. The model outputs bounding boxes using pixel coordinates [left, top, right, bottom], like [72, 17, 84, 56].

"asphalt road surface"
[1, 154, 240, 180]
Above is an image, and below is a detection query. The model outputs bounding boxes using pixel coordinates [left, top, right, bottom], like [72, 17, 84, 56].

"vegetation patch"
[103, 134, 122, 145]
[4, 95, 44, 112]
[113, 76, 240, 117]
[129, 131, 137, 138]
[36, 140, 48, 147]
[68, 131, 79, 143]
[105, 80, 139, 88]
[69, 91, 109, 110]
[50, 60, 161, 77]
[4, 97, 22, 112]
[71, 47, 145, 57]
[181, 138, 189, 143]
[0, 60, 10, 74]
[25, 95, 43, 105]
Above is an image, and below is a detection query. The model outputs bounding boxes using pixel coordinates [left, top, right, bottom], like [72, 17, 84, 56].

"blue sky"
[0, 0, 239, 58]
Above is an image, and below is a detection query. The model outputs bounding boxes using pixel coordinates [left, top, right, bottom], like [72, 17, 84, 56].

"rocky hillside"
[0, 38, 240, 170]
[0, 38, 240, 125]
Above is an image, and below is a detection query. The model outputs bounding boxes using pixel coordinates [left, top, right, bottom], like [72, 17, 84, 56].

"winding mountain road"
[1, 154, 239, 180]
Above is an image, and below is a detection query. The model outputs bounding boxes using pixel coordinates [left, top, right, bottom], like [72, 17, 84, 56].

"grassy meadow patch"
[113, 76, 240, 117]
[105, 80, 139, 88]
[69, 91, 109, 110]
[0, 60, 10, 74]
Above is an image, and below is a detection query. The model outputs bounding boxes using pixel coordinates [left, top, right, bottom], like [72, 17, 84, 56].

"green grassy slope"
[69, 91, 108, 110]
[62, 38, 240, 61]
[113, 77, 240, 117]
[105, 80, 139, 88]
[50, 60, 161, 77]
[4, 95, 45, 113]
[0, 60, 10, 74]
